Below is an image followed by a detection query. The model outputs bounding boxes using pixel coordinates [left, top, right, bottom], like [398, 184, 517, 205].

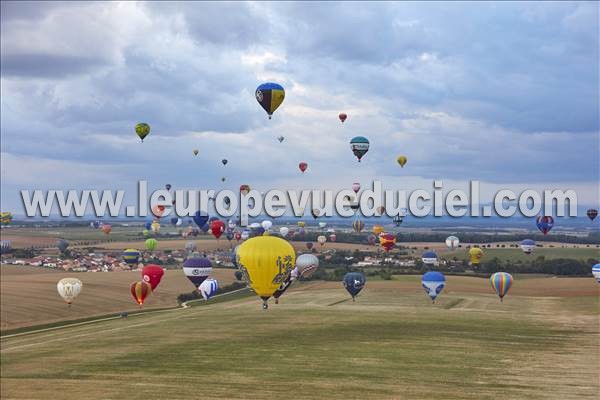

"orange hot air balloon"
[372, 224, 384, 236]
[131, 281, 151, 307]
[101, 224, 112, 235]
[299, 162, 308, 173]
[379, 233, 396, 252]
[339, 113, 347, 123]
[152, 205, 165, 218]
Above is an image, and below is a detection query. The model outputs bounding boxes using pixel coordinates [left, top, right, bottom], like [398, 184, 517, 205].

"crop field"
[0, 266, 236, 332]
[1, 276, 598, 400]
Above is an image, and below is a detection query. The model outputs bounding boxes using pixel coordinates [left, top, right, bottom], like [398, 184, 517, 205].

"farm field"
[0, 266, 236, 332]
[1, 276, 598, 400]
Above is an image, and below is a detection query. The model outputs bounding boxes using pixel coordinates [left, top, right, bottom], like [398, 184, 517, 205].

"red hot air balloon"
[329, 233, 337, 242]
[339, 113, 347, 123]
[234, 231, 242, 241]
[101, 224, 112, 235]
[131, 281, 151, 307]
[141, 264, 164, 291]
[152, 205, 165, 218]
[210, 219, 226, 239]
[299, 162, 308, 173]
[379, 233, 396, 252]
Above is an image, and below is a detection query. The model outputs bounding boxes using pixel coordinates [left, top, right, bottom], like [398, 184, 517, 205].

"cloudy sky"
[1, 1, 598, 215]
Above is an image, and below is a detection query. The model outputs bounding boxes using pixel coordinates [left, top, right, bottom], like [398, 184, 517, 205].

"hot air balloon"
[240, 185, 251, 195]
[135, 123, 150, 142]
[367, 234, 377, 245]
[210, 219, 225, 239]
[193, 211, 209, 229]
[317, 235, 327, 246]
[421, 251, 438, 265]
[329, 233, 337, 242]
[379, 233, 396, 252]
[221, 159, 228, 166]
[352, 182, 360, 194]
[536, 216, 554, 235]
[241, 230, 250, 240]
[255, 82, 285, 119]
[296, 254, 319, 277]
[350, 136, 369, 162]
[165, 184, 172, 191]
[151, 220, 160, 234]
[261, 220, 273, 232]
[122, 248, 141, 267]
[299, 162, 308, 173]
[145, 238, 158, 251]
[490, 272, 513, 302]
[469, 247, 483, 265]
[143, 229, 150, 237]
[306, 242, 314, 250]
[392, 214, 403, 226]
[445, 236, 459, 251]
[101, 225, 112, 235]
[397, 155, 407, 168]
[234, 231, 242, 241]
[592, 264, 600, 283]
[520, 239, 536, 254]
[183, 257, 212, 288]
[586, 209, 598, 221]
[199, 278, 218, 300]
[279, 227, 289, 237]
[352, 219, 365, 233]
[57, 239, 69, 253]
[376, 206, 386, 216]
[131, 281, 152, 307]
[236, 236, 296, 309]
[311, 209, 321, 219]
[372, 224, 384, 235]
[297, 221, 306, 228]
[193, 149, 199, 156]
[343, 272, 365, 301]
[140, 265, 163, 291]
[57, 278, 82, 305]
[421, 271, 445, 303]
[277, 136, 285, 143]
[0, 212, 13, 225]
[339, 113, 347, 123]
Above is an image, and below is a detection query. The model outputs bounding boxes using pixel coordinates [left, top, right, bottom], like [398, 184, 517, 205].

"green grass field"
[1, 276, 598, 400]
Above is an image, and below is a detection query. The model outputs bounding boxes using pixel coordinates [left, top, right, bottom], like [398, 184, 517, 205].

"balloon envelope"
[183, 257, 212, 287]
[592, 264, 600, 283]
[586, 209, 598, 221]
[520, 239, 536, 254]
[296, 254, 319, 277]
[122, 248, 141, 266]
[490, 272, 513, 301]
[343, 272, 365, 299]
[131, 281, 152, 306]
[339, 113, 347, 123]
[199, 278, 218, 300]
[135, 123, 150, 142]
[255, 83, 285, 119]
[445, 236, 459, 250]
[236, 236, 296, 307]
[193, 211, 209, 229]
[379, 233, 396, 252]
[469, 247, 483, 265]
[421, 251, 438, 265]
[536, 216, 554, 235]
[350, 136, 370, 162]
[142, 264, 164, 291]
[57, 278, 82, 305]
[145, 238, 158, 251]
[421, 271, 445, 302]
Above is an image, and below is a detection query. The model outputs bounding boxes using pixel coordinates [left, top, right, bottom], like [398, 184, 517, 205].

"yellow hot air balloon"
[372, 224, 384, 235]
[469, 247, 483, 265]
[397, 155, 407, 168]
[151, 220, 160, 234]
[237, 236, 296, 309]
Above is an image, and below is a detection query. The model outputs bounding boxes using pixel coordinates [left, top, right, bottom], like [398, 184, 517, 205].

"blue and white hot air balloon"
[592, 263, 600, 284]
[199, 278, 218, 300]
[421, 271, 446, 303]
[421, 251, 438, 266]
[520, 239, 536, 254]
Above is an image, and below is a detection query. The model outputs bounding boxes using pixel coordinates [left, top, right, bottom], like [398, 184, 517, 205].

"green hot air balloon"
[135, 123, 151, 142]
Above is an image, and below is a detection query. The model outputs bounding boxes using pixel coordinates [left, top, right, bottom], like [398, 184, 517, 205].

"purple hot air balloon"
[183, 257, 212, 288]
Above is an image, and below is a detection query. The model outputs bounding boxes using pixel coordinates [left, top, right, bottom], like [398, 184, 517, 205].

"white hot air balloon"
[296, 254, 319, 278]
[261, 220, 273, 232]
[57, 278, 83, 305]
[445, 236, 460, 251]
[317, 235, 327, 246]
[279, 227, 289, 237]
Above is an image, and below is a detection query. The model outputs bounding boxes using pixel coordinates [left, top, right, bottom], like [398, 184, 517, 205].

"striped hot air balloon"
[199, 278, 219, 300]
[352, 219, 365, 233]
[183, 257, 212, 288]
[122, 248, 141, 267]
[490, 272, 513, 302]
[131, 281, 152, 307]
